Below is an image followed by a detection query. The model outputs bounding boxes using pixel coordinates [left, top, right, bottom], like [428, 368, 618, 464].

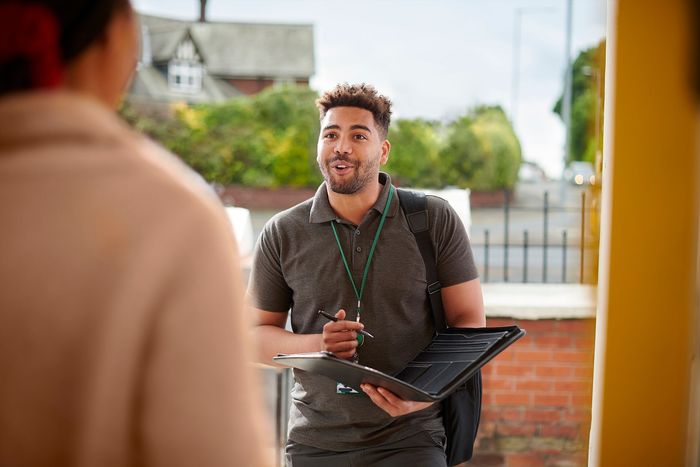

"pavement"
[482, 282, 597, 319]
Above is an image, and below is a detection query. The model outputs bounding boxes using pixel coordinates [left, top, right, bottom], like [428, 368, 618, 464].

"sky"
[132, 0, 606, 178]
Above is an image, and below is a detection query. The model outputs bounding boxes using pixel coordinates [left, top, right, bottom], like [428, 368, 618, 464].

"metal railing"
[258, 365, 291, 467]
[471, 189, 598, 284]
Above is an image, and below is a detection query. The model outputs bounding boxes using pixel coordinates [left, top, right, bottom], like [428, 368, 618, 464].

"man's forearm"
[254, 325, 322, 366]
[449, 314, 486, 328]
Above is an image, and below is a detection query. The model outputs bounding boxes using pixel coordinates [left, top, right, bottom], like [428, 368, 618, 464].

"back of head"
[316, 83, 393, 138]
[0, 0, 131, 95]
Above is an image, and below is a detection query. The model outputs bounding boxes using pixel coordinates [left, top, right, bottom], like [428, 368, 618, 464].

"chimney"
[199, 0, 208, 22]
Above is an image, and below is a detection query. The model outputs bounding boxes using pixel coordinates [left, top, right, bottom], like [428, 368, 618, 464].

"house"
[130, 14, 315, 103]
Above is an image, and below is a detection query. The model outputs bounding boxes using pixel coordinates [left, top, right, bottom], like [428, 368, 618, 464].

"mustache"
[328, 155, 356, 164]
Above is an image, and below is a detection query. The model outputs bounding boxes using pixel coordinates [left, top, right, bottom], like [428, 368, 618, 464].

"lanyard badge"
[330, 184, 394, 372]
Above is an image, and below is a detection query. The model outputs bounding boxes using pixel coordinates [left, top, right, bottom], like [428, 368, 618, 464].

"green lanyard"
[330, 184, 395, 325]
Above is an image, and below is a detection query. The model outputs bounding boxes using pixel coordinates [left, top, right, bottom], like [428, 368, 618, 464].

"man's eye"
[324, 133, 337, 139]
[354, 134, 367, 140]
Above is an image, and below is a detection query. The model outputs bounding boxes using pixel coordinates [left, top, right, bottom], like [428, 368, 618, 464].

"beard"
[318, 154, 380, 195]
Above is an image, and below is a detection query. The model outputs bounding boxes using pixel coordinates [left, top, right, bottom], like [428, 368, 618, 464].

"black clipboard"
[273, 325, 525, 402]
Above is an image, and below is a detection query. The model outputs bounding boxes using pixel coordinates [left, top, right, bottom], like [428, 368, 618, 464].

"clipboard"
[273, 325, 525, 402]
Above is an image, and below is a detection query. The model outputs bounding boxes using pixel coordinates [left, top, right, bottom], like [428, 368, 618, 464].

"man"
[250, 83, 485, 466]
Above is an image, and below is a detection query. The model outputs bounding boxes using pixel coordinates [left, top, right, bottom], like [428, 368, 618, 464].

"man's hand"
[360, 383, 434, 417]
[321, 309, 363, 360]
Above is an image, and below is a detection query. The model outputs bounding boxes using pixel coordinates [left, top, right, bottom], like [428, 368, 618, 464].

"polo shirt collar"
[309, 172, 400, 224]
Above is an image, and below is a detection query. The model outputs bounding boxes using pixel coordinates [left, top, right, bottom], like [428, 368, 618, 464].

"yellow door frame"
[590, 0, 699, 465]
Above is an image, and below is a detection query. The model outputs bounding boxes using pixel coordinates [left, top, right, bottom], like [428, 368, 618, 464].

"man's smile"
[330, 160, 356, 174]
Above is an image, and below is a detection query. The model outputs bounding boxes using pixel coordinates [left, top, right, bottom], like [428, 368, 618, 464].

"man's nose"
[334, 135, 352, 155]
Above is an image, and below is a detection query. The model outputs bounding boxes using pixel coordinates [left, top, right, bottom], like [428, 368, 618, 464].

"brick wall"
[228, 78, 275, 95]
[468, 318, 595, 467]
[216, 185, 514, 210]
[225, 78, 311, 96]
[468, 189, 514, 208]
[217, 184, 316, 209]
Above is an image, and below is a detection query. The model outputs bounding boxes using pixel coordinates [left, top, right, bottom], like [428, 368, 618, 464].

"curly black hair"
[315, 83, 393, 138]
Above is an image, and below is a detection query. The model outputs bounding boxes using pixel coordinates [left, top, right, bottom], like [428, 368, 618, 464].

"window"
[168, 37, 203, 93]
[168, 60, 202, 93]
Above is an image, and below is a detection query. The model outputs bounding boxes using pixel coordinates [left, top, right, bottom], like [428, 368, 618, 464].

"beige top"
[0, 92, 271, 467]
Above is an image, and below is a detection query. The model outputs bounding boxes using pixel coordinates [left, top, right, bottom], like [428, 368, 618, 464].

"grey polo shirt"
[249, 173, 478, 451]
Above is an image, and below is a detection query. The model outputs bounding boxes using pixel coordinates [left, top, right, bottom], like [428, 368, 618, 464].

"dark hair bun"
[0, 0, 129, 94]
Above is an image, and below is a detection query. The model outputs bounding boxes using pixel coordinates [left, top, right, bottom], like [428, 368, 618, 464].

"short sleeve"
[247, 220, 293, 312]
[427, 196, 479, 287]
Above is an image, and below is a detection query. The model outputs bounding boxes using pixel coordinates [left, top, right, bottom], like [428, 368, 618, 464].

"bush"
[122, 85, 321, 187]
[438, 106, 521, 190]
[121, 90, 521, 190]
[385, 119, 441, 187]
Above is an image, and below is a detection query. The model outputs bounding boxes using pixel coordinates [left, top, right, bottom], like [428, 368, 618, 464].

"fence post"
[562, 230, 568, 283]
[504, 189, 510, 282]
[484, 229, 490, 283]
[523, 230, 529, 283]
[543, 191, 549, 282]
[275, 368, 289, 467]
[580, 190, 586, 284]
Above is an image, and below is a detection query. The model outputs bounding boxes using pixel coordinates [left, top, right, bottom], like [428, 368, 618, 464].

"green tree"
[553, 40, 606, 163]
[385, 119, 441, 187]
[438, 106, 521, 190]
[250, 85, 322, 186]
[121, 87, 522, 191]
[122, 85, 322, 187]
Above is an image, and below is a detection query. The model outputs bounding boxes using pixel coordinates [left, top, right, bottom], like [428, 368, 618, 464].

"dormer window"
[168, 37, 203, 93]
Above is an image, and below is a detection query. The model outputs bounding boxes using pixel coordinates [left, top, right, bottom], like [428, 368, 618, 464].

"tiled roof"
[130, 64, 243, 103]
[139, 13, 315, 79]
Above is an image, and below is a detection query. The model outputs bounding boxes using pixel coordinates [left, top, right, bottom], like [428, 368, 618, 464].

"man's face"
[317, 106, 390, 195]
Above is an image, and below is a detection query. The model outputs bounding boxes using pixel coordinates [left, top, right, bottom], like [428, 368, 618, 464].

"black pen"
[318, 310, 374, 339]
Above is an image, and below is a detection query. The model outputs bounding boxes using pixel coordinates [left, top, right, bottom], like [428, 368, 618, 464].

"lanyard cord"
[330, 184, 395, 317]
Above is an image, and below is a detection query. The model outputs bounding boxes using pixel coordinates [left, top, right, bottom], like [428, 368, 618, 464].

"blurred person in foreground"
[0, 1, 271, 466]
[249, 83, 485, 466]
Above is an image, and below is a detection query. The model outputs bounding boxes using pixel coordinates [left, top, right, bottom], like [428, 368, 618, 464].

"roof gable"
[139, 13, 314, 78]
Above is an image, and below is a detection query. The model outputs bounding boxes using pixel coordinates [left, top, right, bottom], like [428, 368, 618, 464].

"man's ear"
[380, 139, 391, 165]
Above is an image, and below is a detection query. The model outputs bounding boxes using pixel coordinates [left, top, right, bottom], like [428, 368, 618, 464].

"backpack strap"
[397, 188, 447, 331]
[398, 189, 482, 466]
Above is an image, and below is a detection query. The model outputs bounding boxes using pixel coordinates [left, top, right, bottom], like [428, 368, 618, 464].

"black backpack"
[397, 188, 482, 466]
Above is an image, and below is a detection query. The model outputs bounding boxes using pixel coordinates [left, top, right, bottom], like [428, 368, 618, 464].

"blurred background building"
[131, 14, 314, 103]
